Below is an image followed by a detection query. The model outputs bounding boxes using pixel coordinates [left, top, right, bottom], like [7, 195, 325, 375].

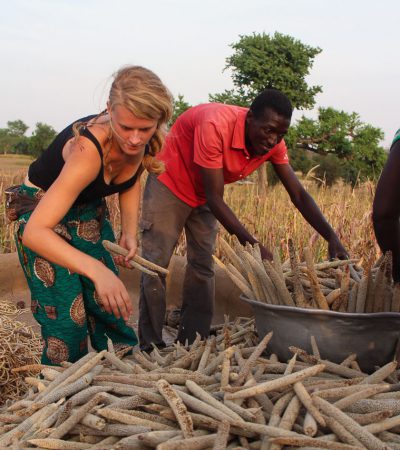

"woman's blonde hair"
[109, 65, 173, 173]
[74, 65, 173, 174]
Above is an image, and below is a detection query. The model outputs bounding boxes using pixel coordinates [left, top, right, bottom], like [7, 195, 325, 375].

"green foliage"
[209, 88, 251, 107]
[12, 137, 30, 154]
[28, 122, 57, 157]
[287, 147, 314, 175]
[0, 129, 17, 154]
[312, 154, 343, 186]
[288, 107, 387, 183]
[169, 94, 191, 127]
[7, 120, 29, 137]
[210, 32, 322, 109]
[0, 120, 29, 154]
[0, 119, 57, 156]
[291, 108, 360, 158]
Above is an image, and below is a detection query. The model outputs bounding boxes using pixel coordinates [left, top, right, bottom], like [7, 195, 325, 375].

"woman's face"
[108, 104, 158, 156]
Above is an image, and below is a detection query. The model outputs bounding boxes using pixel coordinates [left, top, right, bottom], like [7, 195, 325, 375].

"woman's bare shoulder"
[62, 114, 110, 160]
[62, 132, 104, 164]
[86, 113, 111, 146]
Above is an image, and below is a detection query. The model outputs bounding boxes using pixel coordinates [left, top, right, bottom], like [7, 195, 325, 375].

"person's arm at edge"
[372, 141, 400, 281]
[200, 166, 273, 260]
[272, 163, 348, 259]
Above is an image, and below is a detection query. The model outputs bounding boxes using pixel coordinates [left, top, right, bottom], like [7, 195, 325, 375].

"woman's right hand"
[93, 265, 133, 322]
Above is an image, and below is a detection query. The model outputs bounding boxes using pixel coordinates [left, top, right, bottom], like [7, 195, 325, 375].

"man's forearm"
[293, 191, 337, 241]
[207, 197, 257, 245]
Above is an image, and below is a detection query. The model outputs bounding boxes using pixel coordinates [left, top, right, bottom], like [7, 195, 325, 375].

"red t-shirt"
[157, 103, 289, 207]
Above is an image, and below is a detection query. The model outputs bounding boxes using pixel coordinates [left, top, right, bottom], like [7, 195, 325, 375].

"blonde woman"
[13, 66, 172, 364]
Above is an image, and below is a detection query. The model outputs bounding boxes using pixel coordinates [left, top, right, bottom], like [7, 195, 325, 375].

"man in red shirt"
[139, 89, 347, 351]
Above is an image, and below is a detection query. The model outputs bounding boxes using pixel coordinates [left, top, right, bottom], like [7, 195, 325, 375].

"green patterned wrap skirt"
[14, 184, 138, 365]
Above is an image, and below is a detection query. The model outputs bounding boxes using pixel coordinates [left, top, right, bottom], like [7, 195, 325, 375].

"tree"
[289, 108, 387, 184]
[12, 137, 30, 154]
[209, 32, 322, 109]
[28, 122, 57, 157]
[7, 120, 29, 137]
[209, 32, 322, 193]
[169, 94, 191, 127]
[0, 120, 29, 154]
[312, 154, 343, 186]
[209, 87, 250, 107]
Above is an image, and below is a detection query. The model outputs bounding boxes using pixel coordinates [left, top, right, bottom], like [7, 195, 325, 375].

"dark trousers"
[139, 174, 218, 351]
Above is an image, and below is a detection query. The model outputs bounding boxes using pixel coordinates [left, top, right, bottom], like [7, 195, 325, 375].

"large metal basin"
[241, 295, 400, 373]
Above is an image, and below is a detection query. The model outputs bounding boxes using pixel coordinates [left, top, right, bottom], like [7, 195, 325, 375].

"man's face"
[245, 108, 291, 157]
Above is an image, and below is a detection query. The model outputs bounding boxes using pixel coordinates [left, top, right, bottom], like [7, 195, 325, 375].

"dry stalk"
[102, 239, 168, 275]
[312, 395, 389, 450]
[157, 379, 194, 438]
[213, 419, 230, 450]
[225, 364, 326, 400]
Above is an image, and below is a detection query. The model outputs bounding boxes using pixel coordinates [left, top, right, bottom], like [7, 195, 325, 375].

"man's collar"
[231, 109, 251, 157]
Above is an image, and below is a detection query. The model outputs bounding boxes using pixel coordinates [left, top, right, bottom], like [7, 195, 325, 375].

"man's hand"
[259, 244, 273, 261]
[328, 237, 348, 260]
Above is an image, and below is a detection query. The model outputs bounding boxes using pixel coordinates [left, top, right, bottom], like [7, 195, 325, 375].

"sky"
[1, 0, 399, 147]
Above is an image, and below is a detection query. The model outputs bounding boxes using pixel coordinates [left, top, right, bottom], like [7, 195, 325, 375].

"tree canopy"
[287, 108, 387, 184]
[28, 122, 57, 157]
[0, 120, 30, 155]
[169, 94, 191, 127]
[7, 120, 29, 137]
[208, 31, 386, 185]
[0, 120, 56, 156]
[209, 32, 322, 109]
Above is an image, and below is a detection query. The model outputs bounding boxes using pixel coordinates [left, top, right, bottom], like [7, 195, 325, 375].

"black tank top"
[28, 115, 146, 205]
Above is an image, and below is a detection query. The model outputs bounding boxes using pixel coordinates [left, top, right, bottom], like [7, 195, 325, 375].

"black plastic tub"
[241, 295, 400, 373]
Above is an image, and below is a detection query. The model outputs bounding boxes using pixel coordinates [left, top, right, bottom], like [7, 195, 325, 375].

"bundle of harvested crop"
[0, 299, 41, 406]
[216, 237, 399, 314]
[1, 320, 400, 448]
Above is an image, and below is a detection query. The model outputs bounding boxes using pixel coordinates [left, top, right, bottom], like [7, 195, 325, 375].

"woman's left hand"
[113, 234, 138, 268]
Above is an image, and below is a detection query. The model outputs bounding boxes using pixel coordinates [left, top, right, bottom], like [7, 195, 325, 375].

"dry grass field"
[220, 179, 379, 265]
[0, 154, 33, 171]
[0, 155, 32, 252]
[106, 171, 379, 265]
[0, 155, 379, 266]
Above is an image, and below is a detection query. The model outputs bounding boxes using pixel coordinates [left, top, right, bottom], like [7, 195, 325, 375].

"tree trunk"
[257, 165, 268, 195]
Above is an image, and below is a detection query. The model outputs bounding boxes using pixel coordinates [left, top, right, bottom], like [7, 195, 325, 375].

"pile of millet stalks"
[0, 299, 41, 406]
[2, 319, 400, 449]
[215, 237, 400, 314]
